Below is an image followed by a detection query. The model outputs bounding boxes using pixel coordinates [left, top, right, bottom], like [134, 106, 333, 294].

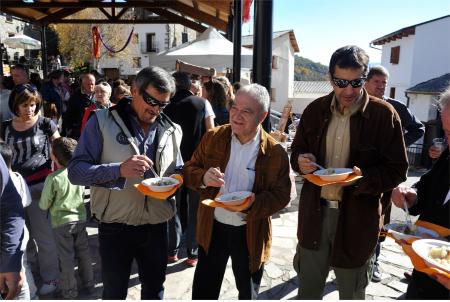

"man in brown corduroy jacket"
[184, 83, 291, 300]
[290, 45, 408, 299]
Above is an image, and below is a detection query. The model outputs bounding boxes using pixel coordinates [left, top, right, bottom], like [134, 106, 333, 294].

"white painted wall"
[290, 97, 315, 114]
[270, 33, 296, 113]
[411, 17, 450, 85]
[407, 93, 439, 122]
[379, 16, 450, 104]
[380, 35, 415, 103]
[99, 24, 169, 76]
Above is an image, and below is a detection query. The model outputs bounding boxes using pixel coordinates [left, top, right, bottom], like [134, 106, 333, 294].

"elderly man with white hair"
[391, 87, 450, 299]
[184, 83, 291, 299]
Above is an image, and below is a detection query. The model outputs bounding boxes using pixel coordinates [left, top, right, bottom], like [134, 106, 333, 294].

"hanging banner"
[92, 26, 101, 59]
[242, 0, 253, 23]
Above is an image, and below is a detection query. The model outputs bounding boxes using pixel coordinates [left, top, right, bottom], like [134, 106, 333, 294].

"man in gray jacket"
[68, 66, 183, 299]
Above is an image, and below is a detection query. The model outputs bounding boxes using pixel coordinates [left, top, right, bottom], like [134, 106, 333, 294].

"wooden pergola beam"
[147, 8, 207, 32]
[98, 7, 113, 20]
[46, 19, 171, 24]
[37, 8, 85, 24]
[172, 2, 227, 32]
[0, 1, 172, 9]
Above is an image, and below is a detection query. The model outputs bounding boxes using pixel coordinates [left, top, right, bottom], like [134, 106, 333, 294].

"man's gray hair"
[367, 65, 390, 80]
[237, 83, 270, 112]
[439, 86, 450, 111]
[135, 66, 176, 96]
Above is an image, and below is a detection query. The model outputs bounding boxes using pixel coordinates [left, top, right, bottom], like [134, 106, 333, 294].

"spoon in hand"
[403, 199, 413, 232]
[311, 162, 326, 170]
[149, 165, 160, 178]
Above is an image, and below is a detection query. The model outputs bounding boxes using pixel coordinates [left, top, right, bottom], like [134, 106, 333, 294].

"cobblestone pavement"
[36, 172, 422, 300]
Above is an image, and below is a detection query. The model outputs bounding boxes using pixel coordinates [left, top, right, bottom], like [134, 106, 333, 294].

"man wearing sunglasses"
[290, 45, 408, 299]
[68, 66, 183, 299]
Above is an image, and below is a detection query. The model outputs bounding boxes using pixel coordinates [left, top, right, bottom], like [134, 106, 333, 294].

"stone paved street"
[36, 171, 422, 300]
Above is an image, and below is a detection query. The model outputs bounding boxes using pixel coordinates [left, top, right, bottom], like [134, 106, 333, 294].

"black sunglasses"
[15, 83, 37, 94]
[141, 91, 170, 109]
[332, 77, 366, 88]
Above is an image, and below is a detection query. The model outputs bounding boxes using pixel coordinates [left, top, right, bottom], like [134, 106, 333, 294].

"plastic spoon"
[149, 165, 160, 178]
[403, 199, 413, 232]
[311, 162, 326, 171]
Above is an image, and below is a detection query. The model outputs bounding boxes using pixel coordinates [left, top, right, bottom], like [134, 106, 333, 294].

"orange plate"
[387, 220, 450, 279]
[303, 173, 362, 186]
[134, 174, 183, 200]
[202, 197, 252, 212]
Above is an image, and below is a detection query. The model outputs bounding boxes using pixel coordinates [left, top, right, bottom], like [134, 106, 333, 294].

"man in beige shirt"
[290, 45, 408, 299]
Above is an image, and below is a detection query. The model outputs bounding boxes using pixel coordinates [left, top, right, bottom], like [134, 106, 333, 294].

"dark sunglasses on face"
[332, 77, 366, 88]
[15, 83, 37, 94]
[141, 91, 169, 109]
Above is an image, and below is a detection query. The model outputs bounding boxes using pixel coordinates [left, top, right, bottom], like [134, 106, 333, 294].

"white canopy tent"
[154, 27, 253, 72]
[3, 35, 41, 50]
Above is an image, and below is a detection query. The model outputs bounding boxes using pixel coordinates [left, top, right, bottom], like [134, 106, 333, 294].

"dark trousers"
[98, 222, 168, 300]
[168, 187, 200, 258]
[192, 220, 264, 300]
[406, 269, 450, 299]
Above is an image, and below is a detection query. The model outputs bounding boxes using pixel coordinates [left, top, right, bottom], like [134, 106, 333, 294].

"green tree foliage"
[294, 55, 328, 81]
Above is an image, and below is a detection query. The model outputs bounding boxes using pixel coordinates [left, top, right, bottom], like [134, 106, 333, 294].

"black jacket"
[62, 88, 93, 139]
[407, 148, 449, 299]
[164, 89, 206, 162]
[385, 97, 424, 147]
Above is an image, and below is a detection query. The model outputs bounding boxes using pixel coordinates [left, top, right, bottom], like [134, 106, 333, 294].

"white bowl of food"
[384, 223, 440, 241]
[412, 239, 450, 273]
[215, 191, 252, 206]
[142, 177, 180, 192]
[313, 168, 353, 182]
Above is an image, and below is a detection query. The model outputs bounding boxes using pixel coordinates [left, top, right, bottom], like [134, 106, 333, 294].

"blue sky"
[242, 0, 450, 65]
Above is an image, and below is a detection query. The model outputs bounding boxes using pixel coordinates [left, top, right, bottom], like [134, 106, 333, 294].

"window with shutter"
[390, 87, 396, 99]
[272, 55, 278, 69]
[390, 46, 400, 64]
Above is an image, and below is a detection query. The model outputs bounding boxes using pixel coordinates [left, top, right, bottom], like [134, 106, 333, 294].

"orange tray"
[303, 173, 362, 186]
[201, 196, 252, 212]
[386, 220, 450, 279]
[134, 174, 183, 200]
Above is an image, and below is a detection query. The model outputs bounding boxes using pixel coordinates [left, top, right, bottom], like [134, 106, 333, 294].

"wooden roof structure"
[0, 0, 233, 33]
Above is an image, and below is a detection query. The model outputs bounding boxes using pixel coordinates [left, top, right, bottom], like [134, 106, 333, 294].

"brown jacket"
[184, 125, 291, 273]
[290, 90, 408, 268]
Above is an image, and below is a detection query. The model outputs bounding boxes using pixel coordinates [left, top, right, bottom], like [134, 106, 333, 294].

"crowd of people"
[0, 45, 449, 300]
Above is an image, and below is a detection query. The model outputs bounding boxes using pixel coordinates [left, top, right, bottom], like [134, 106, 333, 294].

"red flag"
[92, 26, 101, 59]
[242, 0, 252, 23]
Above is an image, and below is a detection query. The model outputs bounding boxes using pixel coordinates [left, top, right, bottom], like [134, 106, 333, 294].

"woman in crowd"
[191, 80, 215, 130]
[216, 75, 235, 105]
[81, 82, 113, 130]
[111, 84, 131, 105]
[0, 83, 60, 296]
[202, 79, 229, 126]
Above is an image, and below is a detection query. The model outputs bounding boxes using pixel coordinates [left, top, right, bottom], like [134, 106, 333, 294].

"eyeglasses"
[15, 83, 37, 94]
[141, 91, 169, 109]
[332, 77, 366, 88]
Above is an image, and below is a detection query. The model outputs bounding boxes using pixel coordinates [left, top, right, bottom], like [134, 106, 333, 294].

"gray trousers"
[53, 222, 94, 296]
[26, 182, 59, 282]
[293, 206, 373, 299]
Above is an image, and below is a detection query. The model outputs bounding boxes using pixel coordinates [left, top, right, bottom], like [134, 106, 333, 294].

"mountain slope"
[294, 56, 328, 81]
